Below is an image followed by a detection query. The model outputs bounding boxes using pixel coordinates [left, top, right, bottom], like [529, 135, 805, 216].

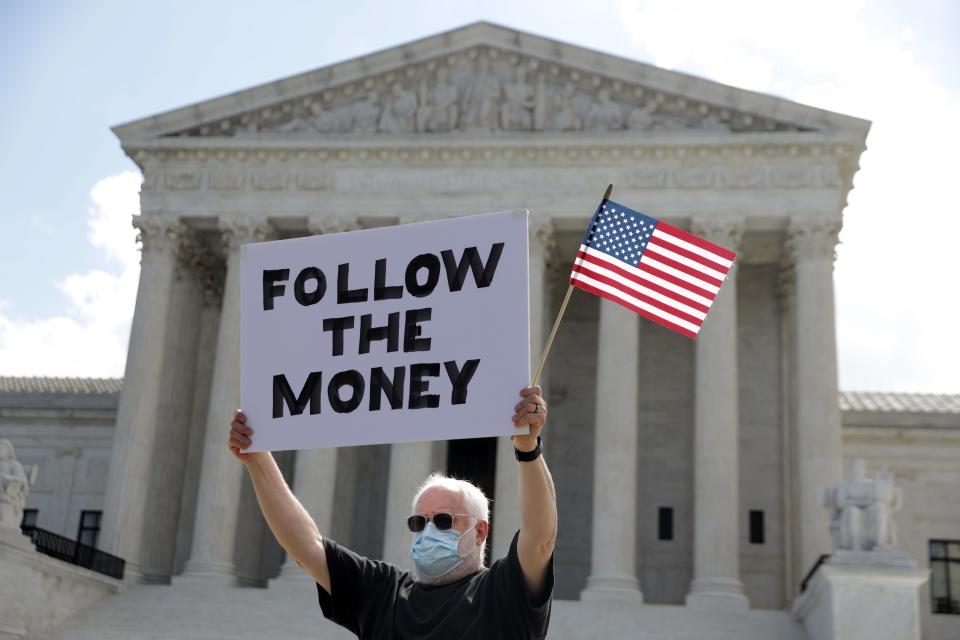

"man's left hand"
[512, 385, 546, 452]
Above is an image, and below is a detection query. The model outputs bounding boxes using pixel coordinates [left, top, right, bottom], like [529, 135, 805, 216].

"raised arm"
[511, 386, 557, 597]
[229, 411, 330, 591]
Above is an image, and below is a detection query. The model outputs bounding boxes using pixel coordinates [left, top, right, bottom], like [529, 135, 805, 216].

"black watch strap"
[514, 436, 542, 462]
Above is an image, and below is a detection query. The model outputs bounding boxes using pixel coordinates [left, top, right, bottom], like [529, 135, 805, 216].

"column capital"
[133, 215, 180, 258]
[219, 217, 275, 255]
[690, 216, 744, 252]
[785, 219, 841, 264]
[307, 214, 362, 235]
[195, 253, 227, 307]
[529, 217, 556, 253]
[169, 222, 202, 266]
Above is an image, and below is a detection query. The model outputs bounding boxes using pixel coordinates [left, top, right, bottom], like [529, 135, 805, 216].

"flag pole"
[531, 183, 613, 387]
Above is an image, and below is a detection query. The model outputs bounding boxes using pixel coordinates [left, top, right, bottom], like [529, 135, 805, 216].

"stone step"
[24, 581, 809, 640]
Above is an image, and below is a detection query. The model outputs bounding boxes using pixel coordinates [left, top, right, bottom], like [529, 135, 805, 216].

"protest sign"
[240, 210, 530, 452]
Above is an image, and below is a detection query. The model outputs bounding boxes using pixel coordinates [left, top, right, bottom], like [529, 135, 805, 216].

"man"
[228, 385, 556, 639]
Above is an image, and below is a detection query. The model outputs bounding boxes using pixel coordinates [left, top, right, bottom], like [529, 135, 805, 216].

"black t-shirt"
[317, 530, 553, 639]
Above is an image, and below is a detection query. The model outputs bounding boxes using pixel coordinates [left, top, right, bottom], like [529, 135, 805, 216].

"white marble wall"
[841, 420, 960, 640]
[0, 395, 116, 541]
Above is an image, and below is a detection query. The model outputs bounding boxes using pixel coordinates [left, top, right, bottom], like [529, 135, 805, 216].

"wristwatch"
[514, 436, 542, 462]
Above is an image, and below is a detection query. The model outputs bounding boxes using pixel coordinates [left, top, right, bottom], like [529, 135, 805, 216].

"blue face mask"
[410, 522, 475, 578]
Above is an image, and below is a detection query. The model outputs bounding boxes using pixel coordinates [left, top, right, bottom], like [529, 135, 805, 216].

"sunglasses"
[406, 512, 475, 533]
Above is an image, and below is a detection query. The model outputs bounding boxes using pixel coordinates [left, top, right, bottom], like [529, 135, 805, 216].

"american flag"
[569, 199, 736, 339]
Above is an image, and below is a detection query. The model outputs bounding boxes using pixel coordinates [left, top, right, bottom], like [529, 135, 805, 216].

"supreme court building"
[5, 22, 960, 640]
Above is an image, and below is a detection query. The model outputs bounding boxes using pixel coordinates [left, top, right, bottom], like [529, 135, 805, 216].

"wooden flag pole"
[531, 183, 613, 387]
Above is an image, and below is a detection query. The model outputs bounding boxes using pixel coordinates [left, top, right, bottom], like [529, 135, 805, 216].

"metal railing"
[800, 553, 831, 593]
[20, 525, 125, 580]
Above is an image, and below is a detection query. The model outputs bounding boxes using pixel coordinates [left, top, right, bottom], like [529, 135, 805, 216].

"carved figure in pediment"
[0, 439, 37, 529]
[585, 89, 624, 131]
[627, 100, 659, 131]
[549, 82, 583, 131]
[533, 74, 548, 130]
[276, 110, 316, 134]
[417, 67, 459, 132]
[241, 115, 260, 135]
[500, 67, 536, 131]
[308, 102, 341, 133]
[461, 57, 501, 131]
[350, 91, 382, 133]
[694, 111, 730, 132]
[379, 82, 418, 133]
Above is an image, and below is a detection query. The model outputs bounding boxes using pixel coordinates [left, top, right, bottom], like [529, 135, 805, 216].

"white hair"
[411, 472, 490, 523]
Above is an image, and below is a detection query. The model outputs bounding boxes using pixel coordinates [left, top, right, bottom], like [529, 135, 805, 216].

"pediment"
[113, 22, 868, 144]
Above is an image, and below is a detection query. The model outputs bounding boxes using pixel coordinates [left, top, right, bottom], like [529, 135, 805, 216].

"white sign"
[240, 210, 530, 452]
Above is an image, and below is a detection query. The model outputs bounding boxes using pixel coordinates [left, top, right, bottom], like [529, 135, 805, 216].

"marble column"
[182, 217, 274, 582]
[375, 214, 443, 569]
[686, 218, 749, 609]
[492, 218, 554, 560]
[100, 216, 181, 581]
[786, 219, 845, 585]
[272, 215, 357, 582]
[173, 292, 223, 576]
[581, 300, 643, 602]
[273, 449, 339, 583]
[381, 441, 441, 569]
[141, 229, 206, 583]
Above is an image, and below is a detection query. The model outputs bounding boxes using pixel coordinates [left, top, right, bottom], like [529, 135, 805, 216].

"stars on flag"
[585, 203, 656, 266]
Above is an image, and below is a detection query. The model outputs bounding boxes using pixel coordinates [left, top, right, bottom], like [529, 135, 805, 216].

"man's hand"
[228, 410, 263, 464]
[512, 385, 547, 452]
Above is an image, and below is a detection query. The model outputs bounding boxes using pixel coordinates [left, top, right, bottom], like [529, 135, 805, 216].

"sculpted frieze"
[252, 170, 287, 191]
[166, 47, 806, 138]
[673, 166, 715, 189]
[725, 168, 765, 189]
[208, 169, 245, 190]
[771, 166, 814, 188]
[296, 170, 334, 191]
[626, 168, 668, 189]
[165, 171, 203, 190]
[141, 155, 841, 194]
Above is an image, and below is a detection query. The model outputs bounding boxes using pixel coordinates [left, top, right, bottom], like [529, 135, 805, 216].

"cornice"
[122, 130, 866, 154]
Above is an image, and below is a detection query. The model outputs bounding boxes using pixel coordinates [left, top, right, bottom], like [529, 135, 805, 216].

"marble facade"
[111, 19, 868, 607]
[8, 21, 959, 640]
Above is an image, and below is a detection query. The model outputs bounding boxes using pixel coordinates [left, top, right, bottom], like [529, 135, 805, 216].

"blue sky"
[1, 0, 958, 392]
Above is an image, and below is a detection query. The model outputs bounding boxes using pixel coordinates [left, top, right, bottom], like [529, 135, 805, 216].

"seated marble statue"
[824, 458, 901, 552]
[0, 439, 37, 529]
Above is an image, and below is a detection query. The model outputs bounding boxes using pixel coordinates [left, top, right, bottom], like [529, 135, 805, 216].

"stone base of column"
[685, 577, 749, 609]
[176, 559, 238, 586]
[269, 562, 316, 597]
[269, 558, 316, 588]
[580, 573, 644, 603]
[792, 551, 927, 640]
[120, 561, 147, 585]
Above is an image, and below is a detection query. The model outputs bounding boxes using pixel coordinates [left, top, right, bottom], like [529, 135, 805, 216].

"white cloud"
[0, 171, 142, 377]
[619, 0, 960, 392]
